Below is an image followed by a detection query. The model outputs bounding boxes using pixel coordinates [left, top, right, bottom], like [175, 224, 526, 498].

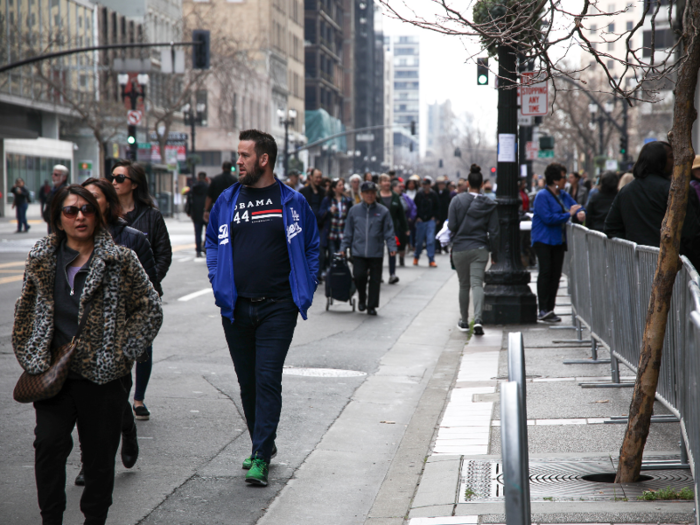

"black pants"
[533, 242, 566, 313]
[34, 375, 131, 525]
[352, 256, 383, 309]
[221, 297, 299, 462]
[193, 220, 205, 255]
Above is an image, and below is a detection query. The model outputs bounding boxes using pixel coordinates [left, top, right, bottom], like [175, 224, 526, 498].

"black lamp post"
[278, 108, 297, 179]
[183, 99, 207, 178]
[482, 45, 538, 324]
[118, 73, 149, 161]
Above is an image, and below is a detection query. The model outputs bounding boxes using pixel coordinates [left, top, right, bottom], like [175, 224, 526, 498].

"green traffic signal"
[477, 74, 488, 85]
[127, 135, 136, 145]
[476, 57, 488, 86]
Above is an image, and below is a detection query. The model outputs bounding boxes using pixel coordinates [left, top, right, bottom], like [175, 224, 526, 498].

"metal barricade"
[501, 380, 530, 525]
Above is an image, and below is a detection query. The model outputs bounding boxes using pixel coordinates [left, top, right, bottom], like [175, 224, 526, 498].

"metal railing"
[561, 223, 699, 519]
[501, 332, 531, 525]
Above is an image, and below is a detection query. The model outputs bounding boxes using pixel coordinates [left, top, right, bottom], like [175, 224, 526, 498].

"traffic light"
[619, 136, 628, 155]
[490, 166, 496, 176]
[539, 136, 555, 150]
[127, 125, 136, 145]
[410, 120, 416, 135]
[192, 30, 211, 69]
[477, 58, 488, 86]
[439, 159, 444, 168]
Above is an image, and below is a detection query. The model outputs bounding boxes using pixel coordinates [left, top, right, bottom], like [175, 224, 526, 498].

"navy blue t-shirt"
[231, 183, 291, 298]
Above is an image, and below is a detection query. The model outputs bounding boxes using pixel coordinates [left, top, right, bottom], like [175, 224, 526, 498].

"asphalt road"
[0, 208, 460, 525]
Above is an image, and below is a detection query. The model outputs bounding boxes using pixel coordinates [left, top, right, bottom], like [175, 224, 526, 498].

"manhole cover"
[460, 457, 693, 502]
[283, 367, 367, 378]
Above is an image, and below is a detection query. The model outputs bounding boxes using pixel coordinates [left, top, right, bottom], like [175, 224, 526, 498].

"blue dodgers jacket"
[531, 189, 584, 246]
[205, 179, 320, 322]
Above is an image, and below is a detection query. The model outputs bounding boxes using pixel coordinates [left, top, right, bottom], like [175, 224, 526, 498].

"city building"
[426, 100, 453, 158]
[382, 32, 393, 169]
[182, 0, 305, 178]
[386, 35, 419, 170]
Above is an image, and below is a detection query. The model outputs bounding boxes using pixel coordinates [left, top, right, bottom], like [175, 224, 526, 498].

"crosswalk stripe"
[177, 288, 212, 302]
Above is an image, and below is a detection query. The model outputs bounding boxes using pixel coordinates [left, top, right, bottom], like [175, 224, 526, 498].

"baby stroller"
[325, 254, 356, 311]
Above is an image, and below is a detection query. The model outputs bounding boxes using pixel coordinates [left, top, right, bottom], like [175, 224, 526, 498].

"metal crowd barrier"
[501, 332, 531, 525]
[561, 223, 699, 517]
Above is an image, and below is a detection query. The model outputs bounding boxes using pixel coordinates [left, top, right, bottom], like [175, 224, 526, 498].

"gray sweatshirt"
[340, 202, 397, 258]
[448, 192, 499, 252]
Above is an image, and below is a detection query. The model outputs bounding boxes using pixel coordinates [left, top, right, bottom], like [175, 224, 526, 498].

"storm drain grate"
[460, 457, 693, 503]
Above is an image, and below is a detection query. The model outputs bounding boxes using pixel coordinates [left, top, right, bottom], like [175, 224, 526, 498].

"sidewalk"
[368, 275, 694, 525]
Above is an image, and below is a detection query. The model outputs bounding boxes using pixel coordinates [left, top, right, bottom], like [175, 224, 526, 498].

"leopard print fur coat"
[13, 229, 163, 385]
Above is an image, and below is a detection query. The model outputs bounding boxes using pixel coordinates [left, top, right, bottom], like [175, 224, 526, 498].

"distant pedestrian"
[449, 164, 499, 335]
[340, 181, 396, 315]
[43, 164, 69, 233]
[364, 171, 374, 182]
[532, 163, 586, 323]
[406, 176, 419, 200]
[300, 168, 327, 279]
[483, 180, 496, 200]
[394, 179, 415, 266]
[204, 161, 237, 223]
[605, 142, 700, 267]
[347, 174, 362, 204]
[378, 174, 409, 283]
[285, 169, 303, 190]
[38, 180, 51, 218]
[206, 130, 320, 486]
[11, 178, 31, 233]
[13, 184, 161, 525]
[320, 178, 353, 259]
[413, 178, 440, 267]
[567, 171, 588, 205]
[435, 176, 452, 254]
[585, 171, 618, 232]
[519, 179, 530, 212]
[187, 172, 209, 257]
[617, 172, 633, 190]
[110, 160, 172, 421]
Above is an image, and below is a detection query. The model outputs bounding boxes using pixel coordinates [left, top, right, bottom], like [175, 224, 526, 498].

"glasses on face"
[107, 173, 132, 183]
[62, 204, 96, 218]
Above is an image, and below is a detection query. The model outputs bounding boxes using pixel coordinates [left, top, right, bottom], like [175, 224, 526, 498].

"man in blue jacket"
[205, 129, 320, 487]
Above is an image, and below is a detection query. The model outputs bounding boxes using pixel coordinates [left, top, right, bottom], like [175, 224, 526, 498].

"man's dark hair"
[544, 163, 565, 185]
[239, 129, 278, 168]
[112, 159, 156, 208]
[468, 164, 483, 188]
[198, 171, 207, 180]
[599, 171, 619, 194]
[633, 141, 667, 179]
[82, 177, 122, 226]
[571, 171, 581, 179]
[222, 161, 233, 174]
[51, 184, 104, 240]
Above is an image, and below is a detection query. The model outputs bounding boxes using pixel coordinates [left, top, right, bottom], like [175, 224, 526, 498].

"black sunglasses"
[62, 204, 96, 218]
[107, 173, 133, 183]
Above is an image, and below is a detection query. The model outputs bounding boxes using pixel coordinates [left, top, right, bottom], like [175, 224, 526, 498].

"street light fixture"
[183, 94, 208, 177]
[119, 73, 148, 160]
[279, 108, 297, 179]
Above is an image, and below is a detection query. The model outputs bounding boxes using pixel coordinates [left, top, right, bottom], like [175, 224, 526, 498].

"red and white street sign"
[520, 72, 548, 116]
[526, 141, 539, 161]
[127, 110, 142, 125]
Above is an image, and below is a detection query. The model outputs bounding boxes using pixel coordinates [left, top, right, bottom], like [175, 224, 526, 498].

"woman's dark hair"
[544, 163, 565, 185]
[239, 129, 278, 167]
[82, 177, 123, 226]
[632, 141, 668, 179]
[468, 164, 483, 188]
[599, 171, 619, 195]
[406, 179, 417, 190]
[50, 184, 104, 242]
[330, 178, 344, 191]
[112, 159, 156, 208]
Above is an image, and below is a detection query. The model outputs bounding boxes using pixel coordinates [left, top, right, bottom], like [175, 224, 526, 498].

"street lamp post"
[118, 73, 149, 161]
[183, 99, 207, 178]
[482, 45, 538, 324]
[278, 108, 297, 179]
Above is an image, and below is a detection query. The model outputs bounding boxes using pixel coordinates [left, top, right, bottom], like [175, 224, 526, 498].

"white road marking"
[178, 288, 212, 302]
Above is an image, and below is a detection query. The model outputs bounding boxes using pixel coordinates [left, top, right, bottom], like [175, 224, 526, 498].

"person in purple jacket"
[531, 163, 585, 323]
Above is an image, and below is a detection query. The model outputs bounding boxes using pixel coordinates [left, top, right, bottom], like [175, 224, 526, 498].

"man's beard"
[240, 161, 264, 186]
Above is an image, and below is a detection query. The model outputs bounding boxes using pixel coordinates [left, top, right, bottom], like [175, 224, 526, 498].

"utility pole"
[183, 98, 207, 179]
[278, 109, 297, 178]
[482, 45, 538, 324]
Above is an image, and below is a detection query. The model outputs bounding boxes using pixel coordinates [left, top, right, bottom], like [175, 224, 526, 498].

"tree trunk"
[615, 0, 700, 483]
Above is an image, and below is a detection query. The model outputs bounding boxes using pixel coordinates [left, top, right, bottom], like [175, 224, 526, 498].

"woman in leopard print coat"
[12, 184, 162, 525]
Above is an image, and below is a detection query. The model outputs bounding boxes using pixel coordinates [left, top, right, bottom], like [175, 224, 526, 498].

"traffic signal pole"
[482, 44, 538, 324]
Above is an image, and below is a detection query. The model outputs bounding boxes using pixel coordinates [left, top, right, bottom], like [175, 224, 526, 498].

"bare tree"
[379, 0, 700, 482]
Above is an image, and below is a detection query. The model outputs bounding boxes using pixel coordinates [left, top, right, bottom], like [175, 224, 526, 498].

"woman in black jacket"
[585, 171, 618, 232]
[109, 160, 172, 422]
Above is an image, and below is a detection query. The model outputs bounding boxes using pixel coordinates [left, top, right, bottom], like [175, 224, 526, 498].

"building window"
[627, 21, 633, 31]
[607, 41, 614, 51]
[590, 23, 596, 34]
[608, 22, 615, 32]
[607, 59, 614, 69]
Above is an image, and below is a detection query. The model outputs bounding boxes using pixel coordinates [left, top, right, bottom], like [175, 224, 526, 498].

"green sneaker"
[242, 445, 277, 470]
[245, 456, 269, 486]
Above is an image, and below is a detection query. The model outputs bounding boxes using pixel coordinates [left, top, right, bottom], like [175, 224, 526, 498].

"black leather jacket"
[125, 205, 172, 287]
[109, 218, 161, 295]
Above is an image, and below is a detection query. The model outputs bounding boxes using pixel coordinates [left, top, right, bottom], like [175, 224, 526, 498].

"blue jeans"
[221, 297, 299, 462]
[16, 202, 29, 231]
[414, 219, 436, 262]
[133, 346, 152, 402]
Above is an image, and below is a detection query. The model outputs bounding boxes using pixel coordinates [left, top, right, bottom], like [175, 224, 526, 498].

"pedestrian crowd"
[12, 127, 699, 524]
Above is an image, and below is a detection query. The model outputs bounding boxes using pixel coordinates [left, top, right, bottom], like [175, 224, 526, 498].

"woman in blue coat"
[531, 163, 586, 322]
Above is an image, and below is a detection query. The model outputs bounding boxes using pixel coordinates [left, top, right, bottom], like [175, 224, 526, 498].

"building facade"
[387, 35, 419, 170]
